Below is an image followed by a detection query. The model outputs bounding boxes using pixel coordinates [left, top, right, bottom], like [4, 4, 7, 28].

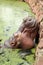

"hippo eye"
[11, 43, 14, 44]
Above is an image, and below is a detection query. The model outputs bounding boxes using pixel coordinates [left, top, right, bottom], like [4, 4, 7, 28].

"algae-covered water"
[0, 0, 35, 65]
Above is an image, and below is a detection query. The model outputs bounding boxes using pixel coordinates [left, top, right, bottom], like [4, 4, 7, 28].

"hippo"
[1, 16, 39, 50]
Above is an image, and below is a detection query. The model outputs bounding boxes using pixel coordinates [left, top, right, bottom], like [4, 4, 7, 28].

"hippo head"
[4, 16, 39, 50]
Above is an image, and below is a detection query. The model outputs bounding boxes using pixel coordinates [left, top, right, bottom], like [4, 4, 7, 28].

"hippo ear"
[23, 16, 35, 24]
[23, 16, 28, 23]
[23, 18, 27, 23]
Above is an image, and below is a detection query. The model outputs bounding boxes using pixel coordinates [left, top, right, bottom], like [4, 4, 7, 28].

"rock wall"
[21, 0, 43, 65]
[24, 0, 43, 22]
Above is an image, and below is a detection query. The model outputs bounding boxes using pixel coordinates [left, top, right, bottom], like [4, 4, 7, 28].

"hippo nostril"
[11, 42, 17, 46]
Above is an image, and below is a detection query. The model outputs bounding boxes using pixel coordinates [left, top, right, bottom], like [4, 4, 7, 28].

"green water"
[0, 0, 35, 65]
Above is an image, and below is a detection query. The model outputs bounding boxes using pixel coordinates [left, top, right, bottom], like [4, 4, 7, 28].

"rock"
[34, 49, 43, 65]
[23, 0, 43, 65]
